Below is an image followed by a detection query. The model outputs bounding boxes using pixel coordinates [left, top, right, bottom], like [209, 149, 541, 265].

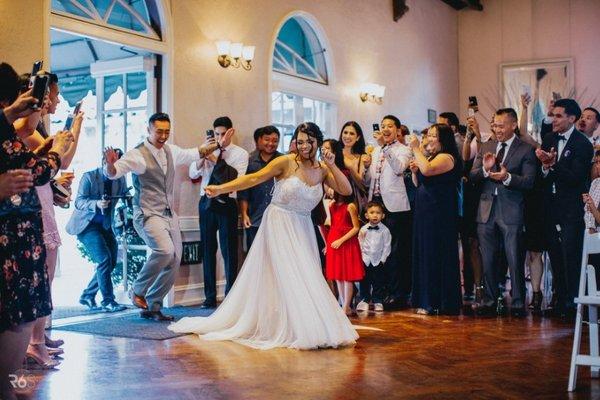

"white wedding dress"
[169, 175, 359, 350]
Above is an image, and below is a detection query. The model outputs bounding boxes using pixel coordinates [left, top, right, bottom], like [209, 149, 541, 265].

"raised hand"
[363, 154, 372, 169]
[199, 136, 219, 157]
[322, 147, 335, 166]
[373, 130, 384, 146]
[520, 93, 531, 108]
[51, 130, 74, 154]
[3, 89, 40, 123]
[0, 170, 34, 199]
[407, 134, 419, 150]
[104, 147, 119, 165]
[466, 116, 481, 140]
[219, 128, 235, 149]
[482, 152, 496, 171]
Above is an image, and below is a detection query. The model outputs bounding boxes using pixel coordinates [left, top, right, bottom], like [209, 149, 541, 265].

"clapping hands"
[535, 147, 557, 168]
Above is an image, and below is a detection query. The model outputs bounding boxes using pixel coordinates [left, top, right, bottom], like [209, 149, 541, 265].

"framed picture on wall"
[427, 109, 437, 124]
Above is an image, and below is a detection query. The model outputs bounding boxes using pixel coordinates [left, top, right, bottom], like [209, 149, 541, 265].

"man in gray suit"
[66, 150, 128, 312]
[470, 108, 536, 316]
[104, 113, 201, 321]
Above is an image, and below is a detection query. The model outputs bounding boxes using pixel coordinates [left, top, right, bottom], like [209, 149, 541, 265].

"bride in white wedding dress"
[169, 122, 359, 350]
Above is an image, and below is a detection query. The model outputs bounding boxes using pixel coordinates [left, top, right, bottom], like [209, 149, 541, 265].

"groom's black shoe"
[200, 300, 217, 309]
[140, 310, 175, 321]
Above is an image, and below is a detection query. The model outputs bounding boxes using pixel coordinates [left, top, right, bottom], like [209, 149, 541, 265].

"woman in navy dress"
[409, 124, 462, 315]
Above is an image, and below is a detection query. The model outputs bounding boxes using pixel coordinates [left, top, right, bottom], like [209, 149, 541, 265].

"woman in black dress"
[409, 124, 463, 315]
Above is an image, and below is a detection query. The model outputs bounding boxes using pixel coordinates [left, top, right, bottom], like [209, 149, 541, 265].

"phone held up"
[30, 74, 49, 110]
[372, 123, 380, 132]
[467, 96, 479, 117]
[206, 129, 215, 140]
[63, 100, 83, 131]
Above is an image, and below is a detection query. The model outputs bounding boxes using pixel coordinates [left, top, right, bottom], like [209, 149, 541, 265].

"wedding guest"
[409, 124, 462, 315]
[470, 108, 536, 317]
[189, 116, 248, 309]
[66, 150, 128, 313]
[537, 99, 593, 318]
[578, 107, 600, 147]
[239, 125, 282, 249]
[518, 94, 547, 314]
[364, 115, 411, 308]
[338, 121, 369, 217]
[18, 71, 82, 363]
[0, 64, 73, 395]
[461, 116, 484, 301]
[356, 202, 392, 313]
[325, 186, 363, 315]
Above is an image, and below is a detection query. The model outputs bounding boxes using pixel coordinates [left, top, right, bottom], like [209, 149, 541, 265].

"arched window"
[273, 17, 327, 84]
[51, 0, 162, 40]
[271, 13, 336, 151]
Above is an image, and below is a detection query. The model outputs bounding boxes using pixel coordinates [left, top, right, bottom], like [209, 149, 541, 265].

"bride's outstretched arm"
[205, 154, 290, 197]
[322, 149, 352, 196]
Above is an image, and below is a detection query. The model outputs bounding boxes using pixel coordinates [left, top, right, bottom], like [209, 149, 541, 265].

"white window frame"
[268, 11, 338, 148]
[90, 56, 156, 151]
[51, 0, 161, 40]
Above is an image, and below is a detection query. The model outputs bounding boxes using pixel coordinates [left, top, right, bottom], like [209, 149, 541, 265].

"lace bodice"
[270, 176, 323, 215]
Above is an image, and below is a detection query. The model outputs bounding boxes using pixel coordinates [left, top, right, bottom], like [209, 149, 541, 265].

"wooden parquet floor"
[23, 310, 600, 400]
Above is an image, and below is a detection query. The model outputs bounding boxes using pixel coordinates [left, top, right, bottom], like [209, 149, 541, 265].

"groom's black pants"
[199, 195, 239, 304]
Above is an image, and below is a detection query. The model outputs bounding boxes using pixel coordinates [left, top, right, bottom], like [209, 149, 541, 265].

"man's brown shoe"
[130, 291, 148, 310]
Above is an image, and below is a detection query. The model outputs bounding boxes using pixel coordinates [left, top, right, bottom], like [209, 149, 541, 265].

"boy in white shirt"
[357, 201, 392, 312]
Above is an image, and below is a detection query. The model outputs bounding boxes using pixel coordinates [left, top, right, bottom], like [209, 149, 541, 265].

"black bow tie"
[557, 135, 566, 141]
[367, 225, 379, 230]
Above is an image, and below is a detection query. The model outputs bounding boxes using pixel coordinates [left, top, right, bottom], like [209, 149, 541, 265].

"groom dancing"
[104, 113, 201, 321]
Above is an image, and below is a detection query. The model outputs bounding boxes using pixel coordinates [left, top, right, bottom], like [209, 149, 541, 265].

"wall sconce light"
[359, 83, 386, 104]
[215, 40, 255, 70]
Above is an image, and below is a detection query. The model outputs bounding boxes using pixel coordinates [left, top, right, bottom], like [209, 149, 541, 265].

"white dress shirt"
[542, 124, 576, 181]
[109, 140, 200, 179]
[557, 124, 575, 160]
[358, 222, 392, 266]
[189, 143, 249, 198]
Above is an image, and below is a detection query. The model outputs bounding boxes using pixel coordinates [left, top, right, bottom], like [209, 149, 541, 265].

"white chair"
[568, 231, 600, 391]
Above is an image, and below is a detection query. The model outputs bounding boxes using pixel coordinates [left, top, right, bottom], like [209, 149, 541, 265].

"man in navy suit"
[66, 150, 128, 312]
[537, 99, 593, 317]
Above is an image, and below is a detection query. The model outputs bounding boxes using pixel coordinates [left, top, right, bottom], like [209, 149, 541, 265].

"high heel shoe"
[45, 334, 64, 348]
[47, 347, 64, 357]
[25, 352, 60, 369]
[529, 291, 543, 314]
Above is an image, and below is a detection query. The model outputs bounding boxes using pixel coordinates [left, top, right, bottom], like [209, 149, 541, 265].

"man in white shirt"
[189, 116, 249, 309]
[363, 115, 412, 308]
[104, 113, 201, 321]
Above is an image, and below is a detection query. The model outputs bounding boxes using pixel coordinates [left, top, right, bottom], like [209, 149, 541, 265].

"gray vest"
[132, 143, 175, 217]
